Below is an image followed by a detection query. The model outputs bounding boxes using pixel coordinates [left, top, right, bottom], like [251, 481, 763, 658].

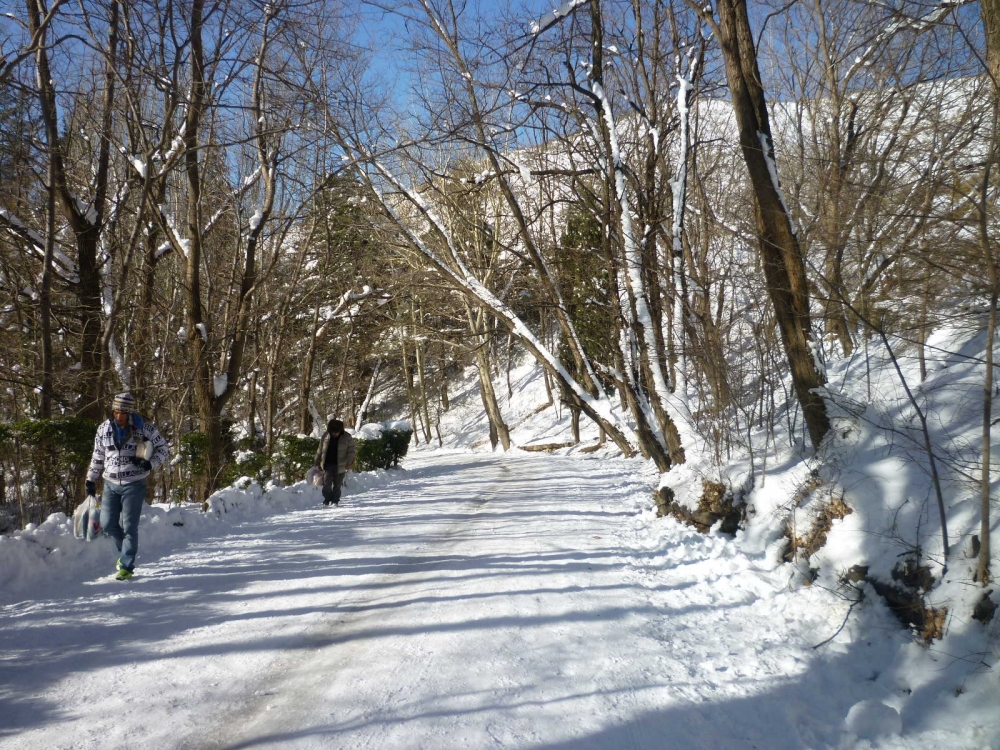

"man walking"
[86, 393, 169, 580]
[313, 419, 356, 506]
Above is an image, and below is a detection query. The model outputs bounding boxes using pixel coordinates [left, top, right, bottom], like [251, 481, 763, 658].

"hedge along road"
[0, 450, 876, 750]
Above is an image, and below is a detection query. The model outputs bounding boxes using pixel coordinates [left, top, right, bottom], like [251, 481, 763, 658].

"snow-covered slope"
[420, 323, 1000, 746]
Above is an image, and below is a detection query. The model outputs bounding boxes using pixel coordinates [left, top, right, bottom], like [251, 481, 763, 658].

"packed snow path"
[0, 451, 972, 749]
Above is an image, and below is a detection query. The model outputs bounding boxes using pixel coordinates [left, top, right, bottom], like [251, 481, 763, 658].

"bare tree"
[153, 0, 357, 496]
[21, 0, 120, 419]
[977, 0, 1000, 584]
[339, 0, 720, 470]
[692, 0, 831, 451]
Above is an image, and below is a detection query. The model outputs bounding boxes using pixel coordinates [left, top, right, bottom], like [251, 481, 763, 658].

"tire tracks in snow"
[197, 457, 519, 749]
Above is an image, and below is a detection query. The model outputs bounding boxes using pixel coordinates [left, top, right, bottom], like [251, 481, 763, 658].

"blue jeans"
[101, 479, 147, 571]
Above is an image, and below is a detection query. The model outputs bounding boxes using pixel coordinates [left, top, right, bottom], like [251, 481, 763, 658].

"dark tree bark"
[179, 1, 278, 498]
[711, 0, 831, 450]
[299, 305, 323, 435]
[977, 0, 1000, 585]
[26, 0, 119, 420]
[466, 302, 510, 451]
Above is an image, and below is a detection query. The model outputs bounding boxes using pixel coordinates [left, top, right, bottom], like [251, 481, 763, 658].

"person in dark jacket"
[313, 419, 357, 506]
[86, 393, 169, 580]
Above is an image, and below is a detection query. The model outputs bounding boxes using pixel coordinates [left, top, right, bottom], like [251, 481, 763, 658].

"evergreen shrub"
[275, 435, 319, 484]
[354, 427, 413, 472]
[382, 428, 412, 466]
[0, 417, 98, 528]
[11, 417, 98, 465]
[354, 436, 392, 472]
[223, 436, 270, 486]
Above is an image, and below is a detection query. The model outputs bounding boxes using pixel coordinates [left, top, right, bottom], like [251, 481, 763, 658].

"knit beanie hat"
[111, 393, 135, 413]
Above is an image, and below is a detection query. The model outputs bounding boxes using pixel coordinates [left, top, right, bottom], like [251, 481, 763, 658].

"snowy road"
[0, 451, 957, 749]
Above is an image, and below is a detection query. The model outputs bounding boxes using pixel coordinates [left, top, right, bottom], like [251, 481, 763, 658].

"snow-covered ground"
[1, 323, 998, 748]
[3, 449, 994, 749]
[401, 322, 1000, 748]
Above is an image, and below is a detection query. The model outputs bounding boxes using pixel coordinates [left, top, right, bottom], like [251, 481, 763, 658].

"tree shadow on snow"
[0, 452, 864, 747]
[206, 639, 902, 750]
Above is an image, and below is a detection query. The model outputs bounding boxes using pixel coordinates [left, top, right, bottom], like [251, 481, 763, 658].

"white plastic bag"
[135, 439, 154, 460]
[72, 496, 102, 540]
[306, 466, 324, 487]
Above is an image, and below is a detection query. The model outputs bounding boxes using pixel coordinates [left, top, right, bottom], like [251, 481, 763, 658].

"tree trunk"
[182, 0, 216, 497]
[977, 0, 1000, 585]
[713, 0, 830, 450]
[333, 319, 355, 417]
[299, 305, 322, 434]
[356, 359, 382, 431]
[918, 270, 931, 383]
[588, 0, 682, 470]
[980, 286, 997, 585]
[26, 0, 117, 421]
[135, 184, 167, 404]
[39, 121, 55, 419]
[400, 335, 422, 445]
[823, 245, 854, 358]
[476, 346, 510, 450]
[413, 306, 433, 442]
[248, 369, 258, 441]
[467, 304, 510, 450]
[264, 339, 282, 456]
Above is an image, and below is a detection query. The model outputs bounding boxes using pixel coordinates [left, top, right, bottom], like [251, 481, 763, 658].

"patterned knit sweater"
[86, 414, 169, 484]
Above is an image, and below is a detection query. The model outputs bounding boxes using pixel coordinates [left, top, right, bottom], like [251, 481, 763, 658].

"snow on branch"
[153, 240, 172, 261]
[360, 156, 634, 439]
[70, 192, 98, 226]
[314, 286, 375, 338]
[0, 208, 45, 254]
[119, 145, 148, 179]
[156, 204, 189, 259]
[0, 208, 80, 283]
[154, 166, 263, 261]
[240, 166, 263, 193]
[204, 208, 227, 237]
[530, 0, 588, 36]
[757, 131, 793, 220]
[590, 73, 696, 452]
[99, 183, 132, 267]
[109, 337, 130, 391]
[161, 122, 187, 166]
[462, 164, 599, 186]
[844, 0, 975, 82]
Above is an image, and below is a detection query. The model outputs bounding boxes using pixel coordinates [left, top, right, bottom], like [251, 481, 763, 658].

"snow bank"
[356, 422, 385, 440]
[0, 468, 398, 604]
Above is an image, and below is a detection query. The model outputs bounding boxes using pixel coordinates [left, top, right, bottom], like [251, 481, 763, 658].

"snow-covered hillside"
[411, 320, 1000, 746]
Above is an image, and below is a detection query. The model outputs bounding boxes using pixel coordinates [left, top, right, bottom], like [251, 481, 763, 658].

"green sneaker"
[116, 559, 124, 572]
[115, 568, 132, 581]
